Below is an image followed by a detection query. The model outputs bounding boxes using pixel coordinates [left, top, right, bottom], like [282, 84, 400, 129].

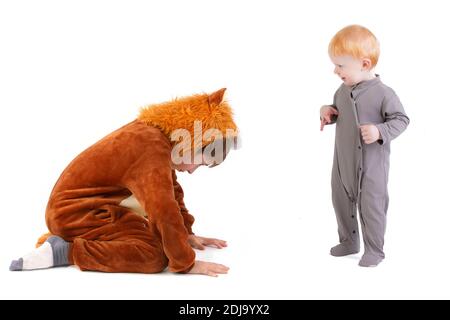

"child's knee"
[45, 209, 75, 238]
[147, 258, 169, 274]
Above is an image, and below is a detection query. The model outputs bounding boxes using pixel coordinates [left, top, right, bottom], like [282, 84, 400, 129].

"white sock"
[21, 242, 54, 270]
[10, 236, 70, 271]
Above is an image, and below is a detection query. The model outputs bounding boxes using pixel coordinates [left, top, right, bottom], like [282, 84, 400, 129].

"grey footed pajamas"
[328, 76, 409, 266]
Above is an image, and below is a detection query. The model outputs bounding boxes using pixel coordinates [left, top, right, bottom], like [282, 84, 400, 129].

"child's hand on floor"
[360, 124, 381, 144]
[188, 260, 229, 277]
[320, 105, 339, 131]
[188, 234, 227, 250]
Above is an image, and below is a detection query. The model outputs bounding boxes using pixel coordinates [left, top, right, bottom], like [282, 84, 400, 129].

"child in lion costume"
[10, 88, 238, 277]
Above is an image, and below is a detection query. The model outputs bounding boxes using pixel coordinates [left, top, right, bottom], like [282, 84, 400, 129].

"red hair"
[329, 25, 380, 68]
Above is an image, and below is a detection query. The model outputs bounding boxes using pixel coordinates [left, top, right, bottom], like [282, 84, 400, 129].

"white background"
[1, 0, 449, 299]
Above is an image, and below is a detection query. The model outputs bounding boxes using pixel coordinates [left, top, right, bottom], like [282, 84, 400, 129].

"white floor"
[2, 188, 450, 300]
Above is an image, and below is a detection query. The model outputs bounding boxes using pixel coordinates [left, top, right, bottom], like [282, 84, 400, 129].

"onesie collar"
[350, 74, 381, 99]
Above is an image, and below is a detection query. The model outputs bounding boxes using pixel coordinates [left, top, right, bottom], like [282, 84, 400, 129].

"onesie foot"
[358, 254, 383, 267]
[330, 243, 359, 257]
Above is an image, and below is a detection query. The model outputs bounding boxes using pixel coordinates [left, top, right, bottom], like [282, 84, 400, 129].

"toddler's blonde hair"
[329, 25, 380, 68]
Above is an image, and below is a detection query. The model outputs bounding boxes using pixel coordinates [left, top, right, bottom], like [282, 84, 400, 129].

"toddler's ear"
[208, 88, 227, 107]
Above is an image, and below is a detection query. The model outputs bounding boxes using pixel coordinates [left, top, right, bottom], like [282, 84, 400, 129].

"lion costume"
[29, 88, 238, 273]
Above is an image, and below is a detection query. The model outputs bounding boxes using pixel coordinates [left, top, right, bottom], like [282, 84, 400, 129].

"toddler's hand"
[360, 124, 381, 144]
[320, 105, 339, 131]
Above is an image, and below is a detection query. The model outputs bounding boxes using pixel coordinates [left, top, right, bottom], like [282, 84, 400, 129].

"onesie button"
[351, 215, 355, 218]
[352, 230, 356, 234]
[359, 167, 362, 171]
[358, 146, 361, 149]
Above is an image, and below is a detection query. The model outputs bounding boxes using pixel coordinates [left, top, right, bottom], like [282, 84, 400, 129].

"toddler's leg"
[330, 159, 360, 257]
[358, 181, 388, 267]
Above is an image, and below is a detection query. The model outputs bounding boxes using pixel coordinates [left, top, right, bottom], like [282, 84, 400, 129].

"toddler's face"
[330, 55, 370, 86]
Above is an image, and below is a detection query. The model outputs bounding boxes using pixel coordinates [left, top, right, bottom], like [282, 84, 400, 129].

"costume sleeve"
[375, 91, 410, 145]
[123, 157, 195, 273]
[172, 170, 195, 235]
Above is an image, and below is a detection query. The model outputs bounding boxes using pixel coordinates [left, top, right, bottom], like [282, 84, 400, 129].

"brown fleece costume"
[38, 88, 238, 273]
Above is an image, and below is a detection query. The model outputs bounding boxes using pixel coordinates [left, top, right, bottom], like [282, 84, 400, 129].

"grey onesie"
[328, 75, 409, 266]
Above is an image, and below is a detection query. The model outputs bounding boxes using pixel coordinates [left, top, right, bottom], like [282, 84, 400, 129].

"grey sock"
[330, 243, 360, 257]
[46, 236, 70, 267]
[358, 254, 383, 267]
[9, 258, 23, 271]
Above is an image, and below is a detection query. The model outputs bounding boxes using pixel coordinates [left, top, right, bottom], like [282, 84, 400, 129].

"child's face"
[172, 162, 204, 174]
[171, 155, 208, 174]
[330, 55, 372, 86]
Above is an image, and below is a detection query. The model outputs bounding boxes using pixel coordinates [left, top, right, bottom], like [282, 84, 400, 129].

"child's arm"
[375, 91, 410, 145]
[172, 170, 195, 234]
[320, 92, 339, 131]
[123, 162, 195, 273]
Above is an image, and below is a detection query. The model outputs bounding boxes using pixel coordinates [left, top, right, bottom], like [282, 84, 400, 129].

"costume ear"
[208, 88, 227, 107]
